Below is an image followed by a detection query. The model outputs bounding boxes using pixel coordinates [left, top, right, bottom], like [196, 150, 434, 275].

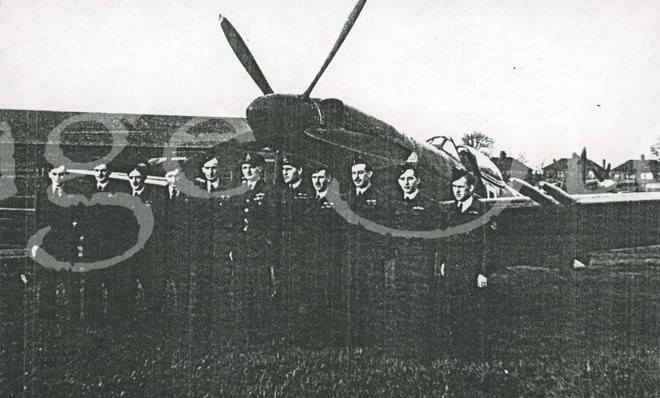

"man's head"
[281, 155, 303, 185]
[48, 165, 67, 188]
[93, 163, 110, 184]
[165, 168, 180, 189]
[451, 169, 476, 202]
[128, 163, 148, 192]
[310, 165, 331, 194]
[398, 164, 420, 195]
[241, 153, 265, 183]
[201, 155, 219, 182]
[351, 157, 372, 189]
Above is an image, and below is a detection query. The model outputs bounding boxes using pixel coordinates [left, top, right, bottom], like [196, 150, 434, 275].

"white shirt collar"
[207, 179, 219, 191]
[169, 185, 179, 198]
[133, 187, 145, 197]
[458, 195, 474, 212]
[247, 177, 260, 190]
[51, 185, 63, 195]
[97, 180, 109, 190]
[403, 190, 419, 200]
[289, 179, 301, 190]
[316, 189, 328, 199]
[356, 183, 371, 196]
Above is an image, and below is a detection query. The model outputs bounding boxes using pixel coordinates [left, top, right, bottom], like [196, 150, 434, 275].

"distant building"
[542, 152, 607, 192]
[490, 151, 532, 181]
[611, 155, 660, 192]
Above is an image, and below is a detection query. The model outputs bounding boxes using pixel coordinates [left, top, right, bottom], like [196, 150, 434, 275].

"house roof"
[542, 157, 604, 172]
[612, 159, 655, 173]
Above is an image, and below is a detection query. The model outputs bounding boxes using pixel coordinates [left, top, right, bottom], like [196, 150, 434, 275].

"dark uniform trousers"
[72, 180, 125, 330]
[102, 188, 158, 329]
[187, 193, 235, 346]
[297, 196, 347, 348]
[442, 199, 494, 360]
[343, 187, 393, 347]
[272, 184, 315, 345]
[79, 199, 140, 330]
[232, 180, 277, 346]
[154, 191, 199, 352]
[389, 193, 442, 356]
[34, 187, 82, 337]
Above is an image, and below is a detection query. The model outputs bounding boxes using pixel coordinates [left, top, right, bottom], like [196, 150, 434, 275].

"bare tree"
[461, 131, 495, 155]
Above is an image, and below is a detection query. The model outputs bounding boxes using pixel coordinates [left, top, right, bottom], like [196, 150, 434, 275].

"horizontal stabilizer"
[509, 178, 561, 207]
[539, 182, 577, 206]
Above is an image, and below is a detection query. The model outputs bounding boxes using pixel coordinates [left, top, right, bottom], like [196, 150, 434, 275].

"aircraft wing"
[571, 191, 660, 204]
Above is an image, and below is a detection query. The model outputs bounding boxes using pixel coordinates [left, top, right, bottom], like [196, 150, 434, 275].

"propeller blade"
[301, 0, 367, 99]
[219, 14, 274, 95]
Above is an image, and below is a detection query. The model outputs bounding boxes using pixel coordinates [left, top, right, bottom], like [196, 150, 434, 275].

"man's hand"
[477, 274, 487, 288]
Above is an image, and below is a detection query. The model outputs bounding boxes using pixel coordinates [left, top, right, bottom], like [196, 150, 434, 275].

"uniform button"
[244, 208, 249, 213]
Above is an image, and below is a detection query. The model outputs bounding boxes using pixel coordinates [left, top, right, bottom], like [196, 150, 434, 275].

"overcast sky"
[1, 0, 659, 168]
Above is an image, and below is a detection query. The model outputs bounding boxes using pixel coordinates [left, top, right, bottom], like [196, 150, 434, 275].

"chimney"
[602, 159, 606, 168]
[500, 151, 506, 159]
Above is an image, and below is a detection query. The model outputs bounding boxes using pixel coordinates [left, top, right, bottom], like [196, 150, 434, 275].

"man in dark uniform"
[89, 163, 123, 195]
[443, 168, 495, 359]
[195, 155, 222, 193]
[187, 152, 235, 343]
[35, 165, 79, 262]
[342, 157, 392, 347]
[446, 169, 491, 289]
[310, 165, 333, 208]
[232, 152, 277, 345]
[239, 152, 274, 232]
[388, 163, 441, 353]
[344, 157, 391, 223]
[34, 164, 82, 333]
[107, 162, 158, 326]
[278, 154, 312, 203]
[393, 164, 439, 228]
[77, 162, 122, 327]
[273, 154, 315, 344]
[305, 165, 347, 347]
[127, 163, 157, 203]
[152, 166, 200, 351]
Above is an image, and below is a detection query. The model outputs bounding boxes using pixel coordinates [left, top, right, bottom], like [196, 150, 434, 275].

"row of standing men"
[34, 152, 496, 355]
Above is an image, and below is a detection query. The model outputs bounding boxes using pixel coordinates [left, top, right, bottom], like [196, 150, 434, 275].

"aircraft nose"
[246, 94, 320, 148]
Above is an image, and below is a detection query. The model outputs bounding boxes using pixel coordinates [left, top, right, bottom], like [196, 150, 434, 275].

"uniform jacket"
[276, 180, 314, 229]
[444, 197, 495, 284]
[392, 190, 442, 231]
[241, 178, 275, 233]
[343, 185, 392, 225]
[34, 183, 80, 263]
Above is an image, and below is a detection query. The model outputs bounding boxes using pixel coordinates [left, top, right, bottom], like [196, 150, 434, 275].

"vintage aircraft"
[1, 0, 659, 270]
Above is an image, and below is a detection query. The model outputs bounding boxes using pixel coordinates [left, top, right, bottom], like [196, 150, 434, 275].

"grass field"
[1, 247, 658, 397]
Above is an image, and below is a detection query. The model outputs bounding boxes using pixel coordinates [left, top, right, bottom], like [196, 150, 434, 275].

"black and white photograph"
[0, 0, 659, 396]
